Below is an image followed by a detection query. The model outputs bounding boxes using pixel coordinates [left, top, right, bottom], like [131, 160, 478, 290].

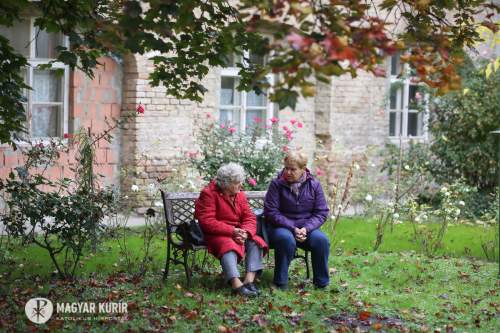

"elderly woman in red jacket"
[195, 163, 268, 297]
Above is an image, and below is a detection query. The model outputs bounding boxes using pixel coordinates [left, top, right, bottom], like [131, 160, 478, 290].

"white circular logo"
[25, 298, 53, 324]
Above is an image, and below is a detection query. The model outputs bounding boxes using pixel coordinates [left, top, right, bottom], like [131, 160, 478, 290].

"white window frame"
[387, 54, 429, 142]
[19, 18, 70, 141]
[219, 51, 274, 132]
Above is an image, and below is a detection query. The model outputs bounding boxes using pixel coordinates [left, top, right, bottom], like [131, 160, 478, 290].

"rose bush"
[190, 116, 300, 190]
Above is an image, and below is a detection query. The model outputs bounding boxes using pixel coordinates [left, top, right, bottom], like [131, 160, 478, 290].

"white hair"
[215, 163, 245, 189]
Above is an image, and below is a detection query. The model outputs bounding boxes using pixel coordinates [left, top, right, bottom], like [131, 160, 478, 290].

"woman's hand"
[294, 227, 307, 243]
[232, 227, 248, 244]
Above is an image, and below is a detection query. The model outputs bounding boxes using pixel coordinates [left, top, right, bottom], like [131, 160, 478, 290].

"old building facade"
[1, 19, 430, 211]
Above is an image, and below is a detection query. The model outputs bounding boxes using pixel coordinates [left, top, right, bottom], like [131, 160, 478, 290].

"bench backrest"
[160, 190, 267, 227]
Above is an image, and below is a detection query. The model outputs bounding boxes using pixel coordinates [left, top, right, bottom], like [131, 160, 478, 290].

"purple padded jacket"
[264, 169, 330, 232]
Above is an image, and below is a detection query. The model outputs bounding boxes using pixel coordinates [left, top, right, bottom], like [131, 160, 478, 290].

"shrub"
[0, 133, 116, 279]
[429, 58, 500, 192]
[190, 118, 298, 190]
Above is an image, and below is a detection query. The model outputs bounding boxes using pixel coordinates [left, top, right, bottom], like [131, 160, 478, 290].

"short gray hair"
[215, 163, 245, 189]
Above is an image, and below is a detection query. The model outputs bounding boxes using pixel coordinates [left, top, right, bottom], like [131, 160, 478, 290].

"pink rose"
[290, 118, 297, 125]
[228, 127, 236, 134]
[136, 104, 145, 114]
[220, 124, 225, 129]
[248, 178, 257, 187]
[270, 117, 279, 124]
[297, 122, 303, 128]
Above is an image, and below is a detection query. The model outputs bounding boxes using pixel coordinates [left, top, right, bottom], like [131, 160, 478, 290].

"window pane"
[408, 84, 422, 109]
[390, 52, 402, 76]
[219, 108, 240, 128]
[220, 77, 240, 106]
[407, 112, 422, 137]
[249, 52, 265, 66]
[31, 105, 60, 137]
[35, 27, 63, 59]
[33, 70, 62, 102]
[389, 83, 402, 110]
[389, 112, 397, 136]
[0, 20, 30, 57]
[246, 109, 266, 128]
[247, 89, 266, 107]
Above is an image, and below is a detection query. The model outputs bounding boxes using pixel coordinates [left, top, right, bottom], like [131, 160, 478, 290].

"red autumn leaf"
[358, 310, 371, 321]
[184, 309, 198, 320]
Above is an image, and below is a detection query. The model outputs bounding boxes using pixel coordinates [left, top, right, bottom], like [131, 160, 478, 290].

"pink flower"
[316, 167, 324, 177]
[136, 104, 145, 114]
[290, 118, 297, 125]
[282, 146, 289, 152]
[63, 133, 73, 139]
[287, 32, 312, 51]
[220, 124, 225, 129]
[282, 125, 289, 131]
[415, 92, 423, 101]
[206, 113, 212, 118]
[228, 127, 236, 134]
[247, 178, 257, 187]
[286, 132, 293, 141]
[373, 66, 386, 77]
[253, 116, 262, 123]
[270, 117, 279, 124]
[187, 151, 198, 158]
[297, 122, 303, 128]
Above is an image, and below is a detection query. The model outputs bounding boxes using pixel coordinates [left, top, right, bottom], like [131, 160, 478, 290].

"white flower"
[365, 194, 373, 202]
[422, 214, 428, 220]
[370, 163, 376, 168]
[393, 213, 400, 219]
[124, 195, 129, 200]
[131, 184, 139, 192]
[454, 208, 461, 216]
[444, 192, 450, 197]
[404, 165, 410, 171]
[440, 186, 448, 193]
[353, 163, 360, 170]
[415, 216, 421, 223]
[458, 201, 465, 206]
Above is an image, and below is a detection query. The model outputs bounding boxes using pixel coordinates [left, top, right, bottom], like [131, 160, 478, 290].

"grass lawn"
[0, 218, 498, 332]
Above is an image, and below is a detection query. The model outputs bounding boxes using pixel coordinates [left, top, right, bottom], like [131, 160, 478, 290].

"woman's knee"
[309, 230, 330, 250]
[271, 228, 296, 248]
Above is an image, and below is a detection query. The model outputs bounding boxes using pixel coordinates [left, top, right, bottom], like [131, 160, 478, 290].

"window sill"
[387, 136, 428, 144]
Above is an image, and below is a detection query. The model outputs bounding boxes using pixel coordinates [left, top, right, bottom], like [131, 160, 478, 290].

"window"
[219, 52, 274, 131]
[0, 18, 69, 139]
[388, 53, 427, 139]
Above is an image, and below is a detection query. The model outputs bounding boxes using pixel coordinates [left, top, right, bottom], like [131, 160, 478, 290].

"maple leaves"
[238, 0, 499, 104]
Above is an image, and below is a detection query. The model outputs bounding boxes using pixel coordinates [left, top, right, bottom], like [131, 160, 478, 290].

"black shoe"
[272, 283, 288, 290]
[244, 282, 260, 294]
[232, 285, 258, 297]
[314, 284, 328, 289]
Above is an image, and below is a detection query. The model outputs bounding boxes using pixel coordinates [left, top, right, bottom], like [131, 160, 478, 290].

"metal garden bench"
[160, 189, 310, 287]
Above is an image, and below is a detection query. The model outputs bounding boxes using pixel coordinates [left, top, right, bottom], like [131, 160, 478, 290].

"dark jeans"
[267, 226, 330, 287]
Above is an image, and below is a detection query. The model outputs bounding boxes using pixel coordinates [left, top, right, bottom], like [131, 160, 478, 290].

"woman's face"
[283, 161, 305, 183]
[223, 181, 242, 196]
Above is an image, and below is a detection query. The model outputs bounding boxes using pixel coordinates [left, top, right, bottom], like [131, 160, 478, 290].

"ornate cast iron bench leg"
[163, 239, 171, 280]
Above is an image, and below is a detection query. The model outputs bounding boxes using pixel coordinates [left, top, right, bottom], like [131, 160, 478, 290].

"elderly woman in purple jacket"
[264, 151, 330, 289]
